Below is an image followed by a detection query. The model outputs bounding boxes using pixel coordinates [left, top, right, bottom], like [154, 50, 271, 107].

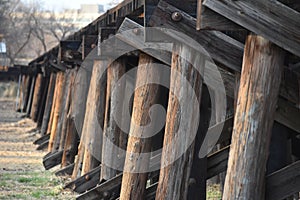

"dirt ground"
[0, 99, 76, 199]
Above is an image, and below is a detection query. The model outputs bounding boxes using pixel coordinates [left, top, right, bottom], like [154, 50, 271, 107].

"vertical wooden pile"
[223, 35, 284, 199]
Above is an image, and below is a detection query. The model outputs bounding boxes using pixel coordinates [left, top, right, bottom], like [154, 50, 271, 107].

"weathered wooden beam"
[119, 53, 162, 200]
[36, 140, 49, 151]
[34, 133, 50, 145]
[266, 160, 300, 200]
[207, 146, 229, 179]
[40, 73, 56, 136]
[223, 35, 285, 199]
[65, 166, 101, 193]
[196, 0, 243, 31]
[100, 58, 127, 181]
[148, 0, 244, 72]
[155, 43, 205, 200]
[48, 72, 66, 152]
[77, 173, 123, 200]
[119, 17, 300, 134]
[43, 150, 64, 170]
[58, 70, 76, 152]
[36, 76, 50, 128]
[203, 0, 300, 57]
[81, 60, 107, 175]
[55, 163, 75, 176]
[26, 76, 36, 116]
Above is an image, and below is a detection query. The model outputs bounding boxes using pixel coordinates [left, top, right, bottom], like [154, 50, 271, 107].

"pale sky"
[22, 0, 118, 11]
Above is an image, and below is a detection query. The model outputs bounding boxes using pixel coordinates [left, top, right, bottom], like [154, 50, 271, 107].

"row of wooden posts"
[15, 32, 299, 200]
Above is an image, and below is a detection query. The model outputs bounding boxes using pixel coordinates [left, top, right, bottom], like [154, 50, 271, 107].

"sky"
[22, 0, 118, 11]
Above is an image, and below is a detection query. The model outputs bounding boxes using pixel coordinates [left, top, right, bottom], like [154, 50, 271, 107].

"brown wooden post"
[62, 66, 91, 168]
[100, 58, 126, 181]
[52, 70, 72, 152]
[72, 60, 107, 178]
[40, 73, 56, 136]
[21, 75, 31, 112]
[81, 60, 107, 175]
[48, 72, 66, 152]
[30, 74, 43, 121]
[36, 76, 50, 128]
[223, 35, 285, 200]
[59, 70, 77, 153]
[26, 76, 36, 116]
[119, 53, 162, 200]
[155, 44, 205, 200]
[46, 73, 59, 136]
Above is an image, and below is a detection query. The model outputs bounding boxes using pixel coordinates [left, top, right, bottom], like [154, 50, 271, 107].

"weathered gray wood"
[203, 0, 300, 57]
[149, 0, 244, 72]
[223, 35, 285, 200]
[48, 72, 66, 152]
[65, 166, 101, 193]
[81, 60, 107, 175]
[207, 146, 229, 179]
[40, 73, 56, 135]
[100, 58, 127, 181]
[30, 74, 43, 121]
[42, 150, 64, 170]
[55, 163, 75, 176]
[34, 134, 50, 145]
[155, 43, 205, 200]
[119, 17, 300, 134]
[197, 0, 243, 31]
[266, 160, 300, 200]
[26, 76, 36, 116]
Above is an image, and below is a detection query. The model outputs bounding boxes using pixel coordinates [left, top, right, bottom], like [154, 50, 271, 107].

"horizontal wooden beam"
[65, 166, 101, 193]
[55, 163, 75, 176]
[42, 150, 63, 170]
[33, 134, 50, 145]
[148, 0, 244, 72]
[266, 160, 300, 200]
[203, 0, 300, 57]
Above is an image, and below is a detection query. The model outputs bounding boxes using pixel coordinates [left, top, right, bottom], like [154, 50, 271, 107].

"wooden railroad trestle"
[14, 0, 300, 199]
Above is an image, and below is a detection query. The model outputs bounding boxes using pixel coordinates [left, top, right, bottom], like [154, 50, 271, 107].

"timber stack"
[16, 0, 300, 199]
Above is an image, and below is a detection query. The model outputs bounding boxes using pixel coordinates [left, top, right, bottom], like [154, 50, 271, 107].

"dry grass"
[0, 99, 76, 200]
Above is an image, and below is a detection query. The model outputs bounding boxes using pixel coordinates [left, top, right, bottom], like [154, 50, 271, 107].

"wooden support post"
[155, 44, 204, 200]
[30, 74, 43, 121]
[223, 35, 285, 199]
[21, 75, 31, 112]
[81, 60, 107, 175]
[48, 72, 66, 152]
[52, 70, 73, 152]
[40, 73, 56, 136]
[61, 65, 91, 168]
[58, 70, 76, 151]
[73, 60, 107, 178]
[26, 76, 36, 116]
[36, 76, 50, 128]
[188, 86, 210, 200]
[119, 53, 161, 200]
[100, 58, 126, 181]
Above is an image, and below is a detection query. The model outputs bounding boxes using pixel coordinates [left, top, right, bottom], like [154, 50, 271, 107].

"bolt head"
[171, 12, 182, 22]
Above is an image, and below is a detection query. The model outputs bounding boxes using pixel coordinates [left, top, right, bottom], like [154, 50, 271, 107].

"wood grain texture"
[48, 72, 65, 152]
[81, 60, 107, 175]
[40, 73, 56, 136]
[203, 0, 300, 57]
[119, 53, 161, 200]
[223, 35, 285, 200]
[100, 58, 127, 181]
[155, 44, 204, 200]
[266, 160, 300, 200]
[149, 0, 244, 72]
[30, 73, 43, 121]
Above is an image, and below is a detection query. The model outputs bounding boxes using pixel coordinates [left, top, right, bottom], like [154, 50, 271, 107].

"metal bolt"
[171, 11, 182, 22]
[133, 28, 141, 35]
